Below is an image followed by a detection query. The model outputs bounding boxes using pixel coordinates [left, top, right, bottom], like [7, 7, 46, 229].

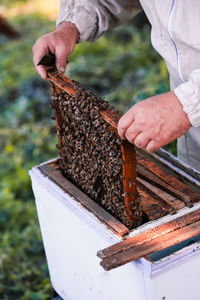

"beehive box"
[29, 150, 200, 300]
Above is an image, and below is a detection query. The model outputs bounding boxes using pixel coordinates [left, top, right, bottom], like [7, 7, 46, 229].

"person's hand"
[32, 22, 79, 79]
[117, 91, 191, 152]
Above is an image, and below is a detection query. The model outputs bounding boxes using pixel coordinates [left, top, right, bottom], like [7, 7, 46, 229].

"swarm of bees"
[50, 80, 141, 229]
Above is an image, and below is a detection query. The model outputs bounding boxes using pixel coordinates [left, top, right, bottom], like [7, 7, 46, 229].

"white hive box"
[29, 151, 200, 300]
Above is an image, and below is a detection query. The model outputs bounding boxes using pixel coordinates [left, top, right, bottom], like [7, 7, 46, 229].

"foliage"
[0, 1, 174, 299]
[1, 0, 29, 8]
[0, 125, 56, 299]
[0, 6, 56, 299]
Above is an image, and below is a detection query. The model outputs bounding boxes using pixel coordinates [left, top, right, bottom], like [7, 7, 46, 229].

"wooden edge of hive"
[97, 208, 200, 270]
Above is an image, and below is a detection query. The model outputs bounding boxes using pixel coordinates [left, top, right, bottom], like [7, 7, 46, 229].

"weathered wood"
[154, 149, 200, 183]
[100, 110, 119, 130]
[137, 179, 176, 216]
[98, 209, 200, 258]
[97, 209, 200, 270]
[137, 177, 181, 212]
[49, 82, 66, 161]
[121, 141, 140, 223]
[138, 185, 170, 220]
[39, 163, 129, 237]
[99, 220, 200, 270]
[54, 103, 63, 158]
[137, 164, 191, 207]
[137, 153, 199, 205]
[48, 69, 76, 97]
[101, 110, 141, 225]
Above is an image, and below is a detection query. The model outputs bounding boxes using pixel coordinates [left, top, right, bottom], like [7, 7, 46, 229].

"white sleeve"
[56, 0, 142, 42]
[174, 69, 200, 127]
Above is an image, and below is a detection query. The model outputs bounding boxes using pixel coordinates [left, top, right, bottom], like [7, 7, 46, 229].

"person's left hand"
[117, 91, 191, 152]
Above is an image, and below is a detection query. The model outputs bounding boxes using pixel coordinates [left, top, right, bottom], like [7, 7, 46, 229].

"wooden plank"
[121, 141, 140, 224]
[101, 110, 141, 226]
[155, 149, 200, 183]
[100, 110, 120, 130]
[136, 153, 199, 204]
[137, 177, 183, 212]
[39, 163, 129, 237]
[53, 103, 64, 159]
[99, 219, 200, 270]
[97, 209, 200, 263]
[47, 69, 76, 97]
[137, 179, 176, 217]
[137, 164, 190, 207]
[138, 185, 169, 220]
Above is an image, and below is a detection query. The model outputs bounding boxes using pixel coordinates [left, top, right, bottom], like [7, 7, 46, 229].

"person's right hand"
[32, 22, 79, 79]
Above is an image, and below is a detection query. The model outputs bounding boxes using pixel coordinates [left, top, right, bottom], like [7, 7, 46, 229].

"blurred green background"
[0, 1, 173, 299]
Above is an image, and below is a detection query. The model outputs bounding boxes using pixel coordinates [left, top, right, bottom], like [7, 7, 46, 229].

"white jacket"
[57, 0, 200, 127]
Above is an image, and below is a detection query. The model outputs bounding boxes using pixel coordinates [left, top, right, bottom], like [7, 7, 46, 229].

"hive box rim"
[29, 147, 200, 241]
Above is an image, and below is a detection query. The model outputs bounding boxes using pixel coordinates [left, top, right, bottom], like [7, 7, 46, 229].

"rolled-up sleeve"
[174, 69, 200, 127]
[56, 0, 142, 42]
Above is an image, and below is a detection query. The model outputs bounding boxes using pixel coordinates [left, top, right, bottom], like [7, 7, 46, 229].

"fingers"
[146, 140, 161, 153]
[125, 124, 140, 144]
[55, 45, 69, 73]
[32, 43, 49, 80]
[118, 113, 158, 152]
[118, 109, 135, 139]
[125, 126, 153, 151]
[33, 39, 69, 78]
[34, 65, 48, 80]
[133, 132, 151, 149]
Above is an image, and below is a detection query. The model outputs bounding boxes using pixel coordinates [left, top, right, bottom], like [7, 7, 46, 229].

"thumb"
[55, 45, 68, 73]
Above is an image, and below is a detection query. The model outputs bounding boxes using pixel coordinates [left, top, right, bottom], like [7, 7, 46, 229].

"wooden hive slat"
[97, 208, 200, 270]
[136, 152, 200, 205]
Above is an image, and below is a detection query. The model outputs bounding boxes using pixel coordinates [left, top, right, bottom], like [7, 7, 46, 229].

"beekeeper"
[33, 0, 200, 171]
